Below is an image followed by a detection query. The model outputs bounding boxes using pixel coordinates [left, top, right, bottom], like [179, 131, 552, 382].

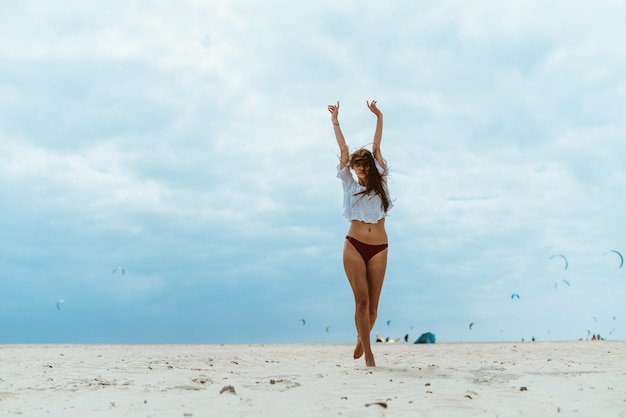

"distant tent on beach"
[414, 332, 436, 344]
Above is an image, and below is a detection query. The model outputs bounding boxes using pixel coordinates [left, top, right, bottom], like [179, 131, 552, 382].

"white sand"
[1, 342, 624, 417]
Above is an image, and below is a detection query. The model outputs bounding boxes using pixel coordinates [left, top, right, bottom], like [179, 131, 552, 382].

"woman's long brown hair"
[349, 148, 390, 212]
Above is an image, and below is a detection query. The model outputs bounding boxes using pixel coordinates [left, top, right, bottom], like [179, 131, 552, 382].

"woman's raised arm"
[328, 101, 349, 169]
[367, 100, 384, 169]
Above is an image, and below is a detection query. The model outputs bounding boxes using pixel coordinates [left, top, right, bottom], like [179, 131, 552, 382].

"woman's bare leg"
[366, 249, 388, 328]
[343, 241, 376, 366]
[352, 249, 388, 362]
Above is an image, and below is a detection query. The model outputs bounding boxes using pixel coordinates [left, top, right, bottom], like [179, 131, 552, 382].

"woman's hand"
[367, 100, 382, 118]
[328, 101, 340, 123]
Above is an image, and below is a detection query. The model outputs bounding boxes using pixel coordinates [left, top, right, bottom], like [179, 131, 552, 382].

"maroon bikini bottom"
[346, 236, 388, 263]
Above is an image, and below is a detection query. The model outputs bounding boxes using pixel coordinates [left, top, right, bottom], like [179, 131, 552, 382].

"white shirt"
[337, 159, 393, 223]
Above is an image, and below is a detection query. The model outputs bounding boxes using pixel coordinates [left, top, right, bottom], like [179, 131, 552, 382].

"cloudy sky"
[2, 1, 625, 344]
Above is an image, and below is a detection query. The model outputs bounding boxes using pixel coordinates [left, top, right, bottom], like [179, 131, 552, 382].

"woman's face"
[352, 162, 369, 183]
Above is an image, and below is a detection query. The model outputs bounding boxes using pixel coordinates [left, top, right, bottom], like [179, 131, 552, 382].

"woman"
[328, 100, 393, 367]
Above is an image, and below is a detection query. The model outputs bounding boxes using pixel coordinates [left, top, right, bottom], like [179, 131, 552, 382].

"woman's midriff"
[347, 219, 388, 245]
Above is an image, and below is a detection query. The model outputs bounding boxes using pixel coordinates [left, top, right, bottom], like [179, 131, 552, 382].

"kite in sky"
[554, 279, 571, 289]
[550, 254, 569, 270]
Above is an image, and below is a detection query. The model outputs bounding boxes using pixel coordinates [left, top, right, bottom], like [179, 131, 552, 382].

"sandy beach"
[1, 342, 624, 417]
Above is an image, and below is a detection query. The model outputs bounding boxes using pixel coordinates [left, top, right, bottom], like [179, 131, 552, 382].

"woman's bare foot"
[353, 341, 364, 359]
[364, 352, 376, 367]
